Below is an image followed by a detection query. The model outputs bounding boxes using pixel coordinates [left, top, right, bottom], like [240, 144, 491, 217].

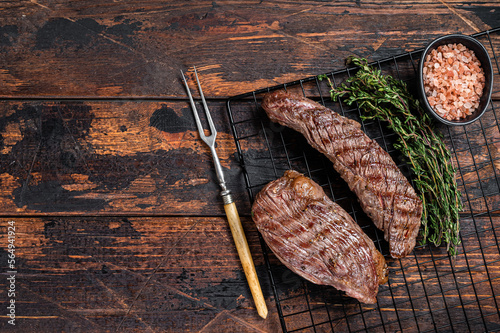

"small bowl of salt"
[418, 34, 493, 126]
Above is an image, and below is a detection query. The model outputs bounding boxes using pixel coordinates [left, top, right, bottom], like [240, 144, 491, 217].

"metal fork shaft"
[209, 145, 229, 195]
[181, 68, 227, 194]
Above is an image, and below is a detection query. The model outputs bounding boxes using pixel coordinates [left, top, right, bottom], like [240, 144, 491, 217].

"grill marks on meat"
[261, 91, 423, 258]
[252, 170, 388, 304]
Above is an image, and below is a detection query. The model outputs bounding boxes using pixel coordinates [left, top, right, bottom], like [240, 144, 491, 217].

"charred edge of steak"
[261, 91, 423, 258]
[251, 170, 388, 304]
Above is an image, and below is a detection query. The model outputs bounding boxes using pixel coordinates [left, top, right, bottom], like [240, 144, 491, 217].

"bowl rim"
[417, 33, 494, 126]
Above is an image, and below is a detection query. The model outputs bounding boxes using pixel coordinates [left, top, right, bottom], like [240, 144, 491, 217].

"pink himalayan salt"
[423, 43, 485, 121]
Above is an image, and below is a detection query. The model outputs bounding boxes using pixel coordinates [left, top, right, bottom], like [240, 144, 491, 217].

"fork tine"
[193, 66, 217, 136]
[181, 70, 208, 142]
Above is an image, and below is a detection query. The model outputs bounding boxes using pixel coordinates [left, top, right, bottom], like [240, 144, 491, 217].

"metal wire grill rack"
[226, 28, 500, 333]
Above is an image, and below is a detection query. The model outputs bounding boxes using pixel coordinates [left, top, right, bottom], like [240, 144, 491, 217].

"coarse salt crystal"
[423, 43, 485, 121]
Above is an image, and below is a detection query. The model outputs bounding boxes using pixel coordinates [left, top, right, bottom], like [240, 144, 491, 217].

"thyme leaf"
[319, 56, 463, 255]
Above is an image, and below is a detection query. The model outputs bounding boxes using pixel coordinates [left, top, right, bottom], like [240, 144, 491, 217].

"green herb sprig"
[319, 56, 463, 255]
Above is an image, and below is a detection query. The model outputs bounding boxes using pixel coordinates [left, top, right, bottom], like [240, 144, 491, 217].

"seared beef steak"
[261, 91, 422, 258]
[252, 170, 388, 304]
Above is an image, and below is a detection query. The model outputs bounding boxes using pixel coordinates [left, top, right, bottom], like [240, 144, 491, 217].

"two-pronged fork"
[181, 67, 268, 319]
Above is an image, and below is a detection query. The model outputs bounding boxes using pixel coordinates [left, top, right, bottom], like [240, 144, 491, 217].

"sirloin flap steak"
[252, 170, 388, 304]
[261, 91, 423, 258]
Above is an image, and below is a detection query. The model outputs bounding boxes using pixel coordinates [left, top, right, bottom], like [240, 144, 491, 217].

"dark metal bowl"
[418, 34, 493, 126]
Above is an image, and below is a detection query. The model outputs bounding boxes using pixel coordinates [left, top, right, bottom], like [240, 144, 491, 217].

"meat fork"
[181, 67, 268, 319]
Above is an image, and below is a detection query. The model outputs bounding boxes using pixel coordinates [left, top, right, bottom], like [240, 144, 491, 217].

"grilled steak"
[261, 91, 423, 258]
[252, 170, 388, 304]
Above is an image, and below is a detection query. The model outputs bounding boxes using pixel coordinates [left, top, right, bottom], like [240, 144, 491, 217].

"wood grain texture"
[1, 96, 497, 216]
[0, 100, 250, 216]
[0, 1, 499, 332]
[2, 215, 497, 332]
[0, 216, 280, 332]
[0, 0, 498, 98]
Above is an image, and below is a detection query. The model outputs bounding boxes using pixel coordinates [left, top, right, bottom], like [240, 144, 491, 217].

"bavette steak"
[252, 170, 388, 304]
[261, 91, 423, 258]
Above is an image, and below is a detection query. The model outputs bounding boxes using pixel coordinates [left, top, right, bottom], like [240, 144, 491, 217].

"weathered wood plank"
[0, 1, 497, 98]
[1, 98, 498, 216]
[2, 215, 498, 332]
[0, 100, 251, 215]
[0, 216, 281, 332]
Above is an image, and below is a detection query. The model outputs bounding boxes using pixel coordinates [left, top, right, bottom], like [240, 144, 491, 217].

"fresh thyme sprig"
[319, 56, 463, 255]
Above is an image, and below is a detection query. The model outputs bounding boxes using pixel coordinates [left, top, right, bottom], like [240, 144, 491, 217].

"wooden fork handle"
[224, 202, 268, 319]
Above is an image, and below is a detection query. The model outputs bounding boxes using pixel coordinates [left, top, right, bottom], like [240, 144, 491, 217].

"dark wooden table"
[0, 2, 499, 332]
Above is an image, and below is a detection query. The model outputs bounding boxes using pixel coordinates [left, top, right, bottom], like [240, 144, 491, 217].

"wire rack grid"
[226, 28, 500, 333]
